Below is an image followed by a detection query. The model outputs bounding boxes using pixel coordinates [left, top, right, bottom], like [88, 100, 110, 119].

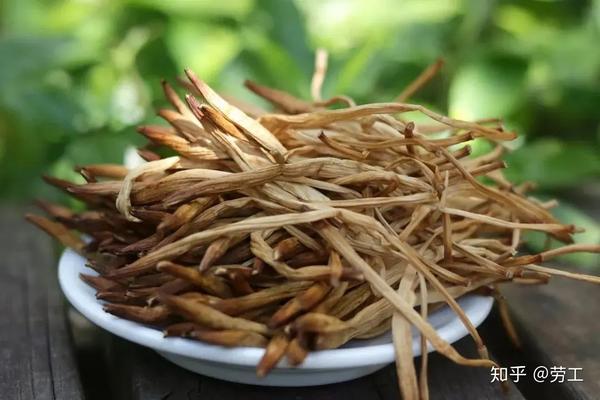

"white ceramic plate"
[58, 249, 493, 386]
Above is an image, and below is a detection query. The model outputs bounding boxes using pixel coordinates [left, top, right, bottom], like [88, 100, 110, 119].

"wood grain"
[482, 189, 600, 400]
[0, 207, 84, 399]
[104, 334, 524, 400]
[495, 277, 600, 400]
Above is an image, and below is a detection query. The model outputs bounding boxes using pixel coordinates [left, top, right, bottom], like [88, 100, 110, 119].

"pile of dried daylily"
[28, 52, 600, 399]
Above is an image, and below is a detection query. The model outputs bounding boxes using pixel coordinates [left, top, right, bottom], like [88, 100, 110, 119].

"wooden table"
[1, 203, 598, 400]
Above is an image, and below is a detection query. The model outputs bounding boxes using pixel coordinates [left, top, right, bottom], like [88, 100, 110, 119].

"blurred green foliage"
[0, 0, 598, 264]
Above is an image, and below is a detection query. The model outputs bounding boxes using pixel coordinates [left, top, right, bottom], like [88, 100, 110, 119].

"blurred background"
[0, 0, 598, 265]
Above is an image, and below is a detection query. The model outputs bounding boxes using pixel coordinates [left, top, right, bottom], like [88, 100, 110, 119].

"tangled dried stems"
[28, 51, 600, 400]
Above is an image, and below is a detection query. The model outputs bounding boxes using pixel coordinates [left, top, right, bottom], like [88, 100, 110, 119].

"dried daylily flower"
[257, 334, 289, 377]
[28, 49, 600, 399]
[116, 156, 180, 221]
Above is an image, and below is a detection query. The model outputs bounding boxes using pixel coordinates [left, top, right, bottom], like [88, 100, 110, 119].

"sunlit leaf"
[298, 0, 460, 52]
[449, 57, 527, 121]
[334, 36, 385, 96]
[166, 20, 241, 84]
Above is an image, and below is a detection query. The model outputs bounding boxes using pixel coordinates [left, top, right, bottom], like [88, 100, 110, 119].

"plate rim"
[58, 248, 494, 370]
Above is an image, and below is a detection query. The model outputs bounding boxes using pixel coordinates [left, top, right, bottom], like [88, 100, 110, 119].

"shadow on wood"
[103, 332, 523, 400]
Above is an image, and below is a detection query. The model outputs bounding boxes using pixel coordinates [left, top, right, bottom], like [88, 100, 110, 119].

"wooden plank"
[105, 336, 200, 400]
[104, 333, 524, 399]
[0, 207, 84, 400]
[481, 191, 600, 400]
[373, 338, 524, 400]
[105, 335, 382, 400]
[492, 276, 600, 400]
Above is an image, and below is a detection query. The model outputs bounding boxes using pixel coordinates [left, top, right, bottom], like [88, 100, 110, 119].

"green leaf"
[455, 0, 496, 46]
[166, 20, 241, 83]
[334, 36, 385, 96]
[257, 0, 313, 76]
[63, 130, 143, 166]
[0, 36, 70, 87]
[505, 139, 600, 189]
[449, 56, 527, 120]
[298, 0, 460, 53]
[240, 32, 308, 96]
[126, 0, 254, 19]
[524, 202, 600, 268]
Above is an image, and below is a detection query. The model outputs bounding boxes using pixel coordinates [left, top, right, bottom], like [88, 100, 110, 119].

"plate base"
[58, 248, 493, 387]
[157, 351, 390, 386]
